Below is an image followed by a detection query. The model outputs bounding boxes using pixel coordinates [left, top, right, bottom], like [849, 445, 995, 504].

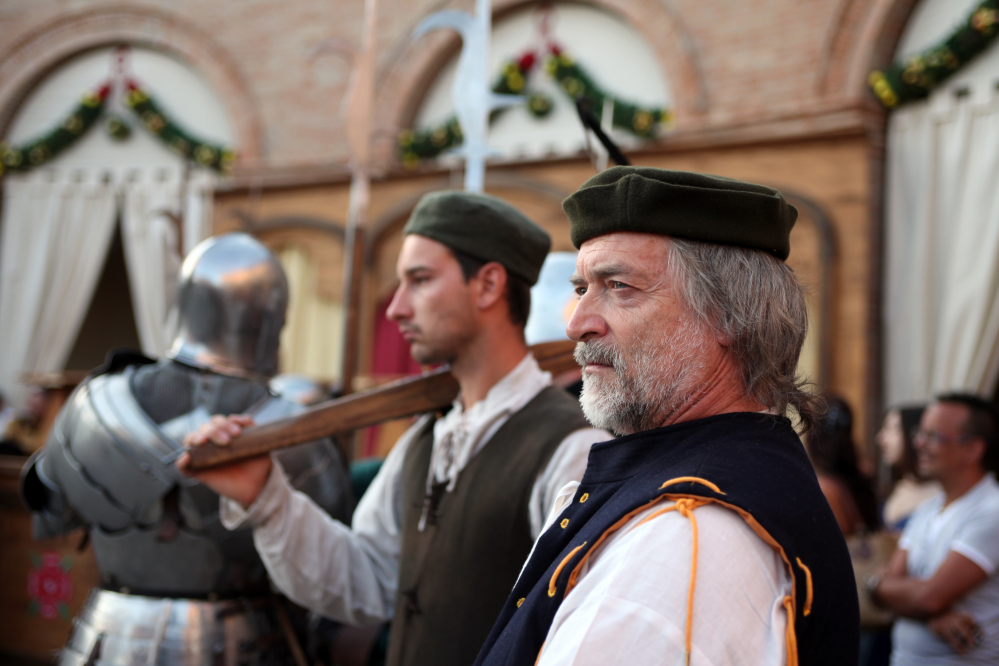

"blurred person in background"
[808, 395, 880, 536]
[1, 388, 50, 455]
[809, 395, 891, 666]
[869, 393, 999, 665]
[877, 405, 942, 530]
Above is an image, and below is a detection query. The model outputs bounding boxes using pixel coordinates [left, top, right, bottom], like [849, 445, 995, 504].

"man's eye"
[610, 281, 628, 289]
[574, 286, 587, 297]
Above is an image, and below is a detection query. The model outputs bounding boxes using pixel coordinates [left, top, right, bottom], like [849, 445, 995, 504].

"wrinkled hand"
[928, 610, 981, 655]
[176, 415, 273, 509]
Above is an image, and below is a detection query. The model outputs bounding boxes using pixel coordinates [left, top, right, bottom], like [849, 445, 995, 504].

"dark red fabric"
[363, 296, 422, 456]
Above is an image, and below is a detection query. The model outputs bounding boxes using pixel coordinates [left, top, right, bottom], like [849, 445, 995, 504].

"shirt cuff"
[952, 541, 995, 575]
[219, 461, 292, 530]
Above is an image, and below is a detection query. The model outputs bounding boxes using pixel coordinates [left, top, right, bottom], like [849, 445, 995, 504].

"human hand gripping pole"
[179, 339, 580, 474]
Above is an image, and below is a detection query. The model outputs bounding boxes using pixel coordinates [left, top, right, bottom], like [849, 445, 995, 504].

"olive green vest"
[387, 386, 591, 666]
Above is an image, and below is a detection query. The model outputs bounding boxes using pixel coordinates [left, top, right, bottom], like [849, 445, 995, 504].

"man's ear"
[473, 262, 508, 311]
[968, 437, 988, 471]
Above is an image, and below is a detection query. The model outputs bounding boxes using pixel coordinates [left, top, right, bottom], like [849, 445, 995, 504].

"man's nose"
[565, 294, 607, 342]
[386, 286, 408, 321]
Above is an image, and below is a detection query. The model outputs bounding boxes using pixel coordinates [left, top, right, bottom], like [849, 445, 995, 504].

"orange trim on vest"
[783, 596, 799, 666]
[659, 476, 727, 495]
[548, 542, 587, 598]
[561, 490, 801, 666]
[795, 557, 813, 616]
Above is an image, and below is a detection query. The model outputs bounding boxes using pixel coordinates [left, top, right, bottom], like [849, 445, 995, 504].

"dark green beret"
[563, 167, 798, 260]
[404, 190, 551, 285]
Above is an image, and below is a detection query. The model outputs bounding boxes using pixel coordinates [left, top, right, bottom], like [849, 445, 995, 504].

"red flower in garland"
[27, 551, 73, 620]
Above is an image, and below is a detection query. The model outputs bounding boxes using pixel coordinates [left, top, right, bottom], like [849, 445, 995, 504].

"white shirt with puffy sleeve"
[220, 353, 609, 626]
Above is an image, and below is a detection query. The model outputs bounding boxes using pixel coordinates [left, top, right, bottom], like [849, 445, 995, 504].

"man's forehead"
[925, 401, 969, 427]
[397, 234, 454, 270]
[573, 232, 669, 277]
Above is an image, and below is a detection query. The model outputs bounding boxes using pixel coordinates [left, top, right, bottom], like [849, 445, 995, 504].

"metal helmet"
[168, 232, 288, 379]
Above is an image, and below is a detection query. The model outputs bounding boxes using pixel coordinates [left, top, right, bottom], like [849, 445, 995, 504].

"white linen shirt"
[891, 473, 999, 666]
[221, 353, 609, 626]
[530, 481, 794, 666]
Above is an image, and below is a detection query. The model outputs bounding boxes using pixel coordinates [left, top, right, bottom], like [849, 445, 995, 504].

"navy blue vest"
[474, 413, 859, 666]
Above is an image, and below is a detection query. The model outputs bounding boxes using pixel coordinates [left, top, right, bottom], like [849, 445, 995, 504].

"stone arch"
[371, 0, 709, 162]
[0, 6, 263, 161]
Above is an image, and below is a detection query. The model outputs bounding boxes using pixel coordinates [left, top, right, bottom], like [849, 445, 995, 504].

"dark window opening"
[64, 223, 142, 371]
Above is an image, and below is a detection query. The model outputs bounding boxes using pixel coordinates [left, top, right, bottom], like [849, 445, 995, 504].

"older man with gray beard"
[474, 167, 859, 666]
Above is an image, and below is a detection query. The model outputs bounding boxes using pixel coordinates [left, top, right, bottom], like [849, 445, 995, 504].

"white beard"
[576, 315, 707, 436]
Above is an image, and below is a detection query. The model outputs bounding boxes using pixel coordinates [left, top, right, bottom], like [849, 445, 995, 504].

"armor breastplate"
[26, 364, 351, 597]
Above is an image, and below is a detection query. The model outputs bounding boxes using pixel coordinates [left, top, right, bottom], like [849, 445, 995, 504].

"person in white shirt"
[869, 393, 999, 665]
[179, 190, 609, 666]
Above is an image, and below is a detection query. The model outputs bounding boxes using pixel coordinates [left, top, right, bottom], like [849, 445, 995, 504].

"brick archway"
[0, 6, 263, 162]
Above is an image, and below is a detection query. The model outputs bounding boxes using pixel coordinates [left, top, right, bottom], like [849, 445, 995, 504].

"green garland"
[0, 79, 236, 176]
[125, 83, 235, 171]
[870, 0, 999, 108]
[0, 86, 109, 176]
[545, 52, 671, 138]
[399, 47, 672, 165]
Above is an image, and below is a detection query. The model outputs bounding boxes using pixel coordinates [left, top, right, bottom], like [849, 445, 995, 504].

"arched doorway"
[0, 45, 234, 406]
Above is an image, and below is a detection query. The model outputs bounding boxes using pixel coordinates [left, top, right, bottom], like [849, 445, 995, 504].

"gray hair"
[665, 238, 819, 432]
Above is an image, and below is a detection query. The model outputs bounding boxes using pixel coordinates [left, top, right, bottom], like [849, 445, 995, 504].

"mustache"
[574, 340, 625, 371]
[398, 323, 422, 336]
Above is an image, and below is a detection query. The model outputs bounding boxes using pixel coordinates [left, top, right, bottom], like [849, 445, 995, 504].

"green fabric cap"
[404, 190, 551, 285]
[563, 167, 798, 260]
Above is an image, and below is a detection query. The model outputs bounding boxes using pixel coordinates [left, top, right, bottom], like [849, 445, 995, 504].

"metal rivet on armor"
[560, 518, 569, 529]
[580, 493, 589, 503]
[516, 598, 525, 607]
[139, 463, 150, 473]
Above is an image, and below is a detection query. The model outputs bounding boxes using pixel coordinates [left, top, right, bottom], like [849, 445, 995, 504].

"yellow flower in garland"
[63, 115, 84, 135]
[81, 92, 102, 108]
[194, 145, 217, 166]
[561, 77, 583, 97]
[398, 130, 415, 148]
[28, 145, 50, 165]
[126, 89, 149, 108]
[506, 71, 525, 92]
[632, 110, 654, 134]
[972, 7, 998, 33]
[868, 71, 898, 107]
[220, 149, 237, 173]
[142, 111, 165, 133]
[431, 127, 449, 147]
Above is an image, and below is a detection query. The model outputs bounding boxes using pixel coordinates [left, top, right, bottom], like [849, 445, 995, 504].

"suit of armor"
[21, 233, 352, 666]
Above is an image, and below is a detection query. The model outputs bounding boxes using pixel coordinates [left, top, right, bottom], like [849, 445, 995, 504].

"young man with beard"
[179, 190, 609, 666]
[473, 167, 859, 666]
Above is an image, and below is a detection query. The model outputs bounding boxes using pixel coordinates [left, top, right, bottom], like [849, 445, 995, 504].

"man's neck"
[940, 468, 987, 508]
[451, 325, 529, 410]
[659, 351, 764, 428]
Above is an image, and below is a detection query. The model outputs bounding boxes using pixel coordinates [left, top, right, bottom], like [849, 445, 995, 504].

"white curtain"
[278, 245, 344, 382]
[119, 167, 215, 357]
[120, 172, 184, 358]
[884, 63, 999, 406]
[0, 172, 117, 407]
